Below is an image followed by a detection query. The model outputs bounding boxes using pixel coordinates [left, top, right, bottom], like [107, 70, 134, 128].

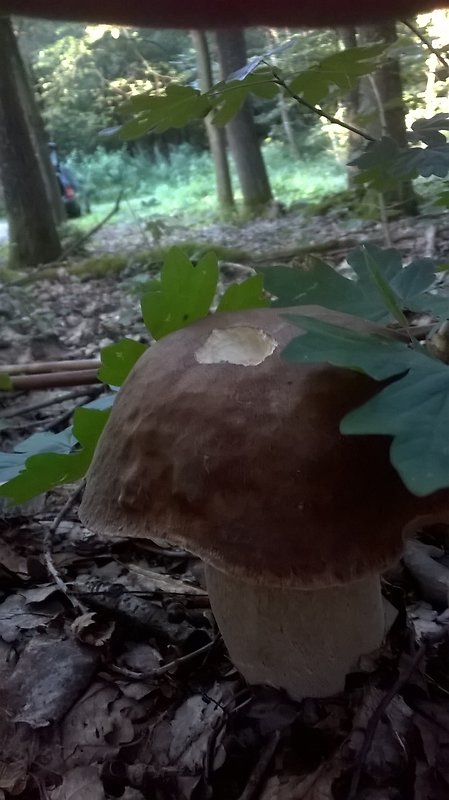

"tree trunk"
[357, 22, 418, 216]
[0, 18, 61, 269]
[17, 54, 66, 225]
[215, 29, 273, 212]
[191, 30, 235, 216]
[339, 27, 361, 186]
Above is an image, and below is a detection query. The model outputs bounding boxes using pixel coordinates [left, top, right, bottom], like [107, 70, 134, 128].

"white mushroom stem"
[205, 565, 386, 701]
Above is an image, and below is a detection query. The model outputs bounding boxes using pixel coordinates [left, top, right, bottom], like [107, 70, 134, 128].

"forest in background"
[2, 12, 449, 237]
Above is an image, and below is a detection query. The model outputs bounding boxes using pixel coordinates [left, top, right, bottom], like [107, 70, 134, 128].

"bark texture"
[0, 17, 61, 268]
[215, 29, 273, 211]
[191, 30, 235, 215]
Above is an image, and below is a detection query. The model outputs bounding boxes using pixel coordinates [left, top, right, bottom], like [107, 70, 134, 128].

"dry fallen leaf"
[71, 612, 115, 646]
[0, 588, 64, 643]
[49, 765, 105, 800]
[62, 681, 136, 768]
[1, 635, 98, 728]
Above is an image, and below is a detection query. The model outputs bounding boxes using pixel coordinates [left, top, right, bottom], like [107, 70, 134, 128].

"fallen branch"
[108, 636, 218, 681]
[61, 189, 125, 259]
[10, 368, 100, 391]
[43, 482, 88, 614]
[237, 730, 281, 800]
[2, 386, 103, 419]
[1, 358, 100, 376]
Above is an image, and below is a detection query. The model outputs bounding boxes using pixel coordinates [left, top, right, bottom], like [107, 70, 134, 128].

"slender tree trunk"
[0, 18, 61, 268]
[339, 27, 361, 186]
[18, 57, 66, 225]
[215, 29, 273, 212]
[357, 22, 418, 216]
[191, 30, 235, 216]
[266, 28, 300, 159]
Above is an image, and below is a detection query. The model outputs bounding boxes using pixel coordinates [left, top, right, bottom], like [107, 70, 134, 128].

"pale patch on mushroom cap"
[79, 306, 449, 589]
[195, 326, 278, 366]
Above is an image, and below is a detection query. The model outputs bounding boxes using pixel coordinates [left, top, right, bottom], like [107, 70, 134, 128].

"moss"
[71, 254, 129, 280]
[148, 241, 251, 265]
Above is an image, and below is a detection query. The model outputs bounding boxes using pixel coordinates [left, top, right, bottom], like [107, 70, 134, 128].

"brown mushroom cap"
[79, 306, 448, 588]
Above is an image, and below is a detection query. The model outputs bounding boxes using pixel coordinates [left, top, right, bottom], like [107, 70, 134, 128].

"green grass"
[0, 145, 347, 262]
[67, 143, 346, 229]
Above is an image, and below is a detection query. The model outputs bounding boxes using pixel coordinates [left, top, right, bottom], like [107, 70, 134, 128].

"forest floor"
[0, 205, 449, 800]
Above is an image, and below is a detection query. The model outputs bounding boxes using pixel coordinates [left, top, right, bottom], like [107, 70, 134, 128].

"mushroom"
[79, 306, 449, 700]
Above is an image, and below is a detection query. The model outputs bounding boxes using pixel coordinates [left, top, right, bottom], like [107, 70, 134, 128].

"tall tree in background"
[15, 49, 66, 225]
[0, 17, 62, 268]
[215, 29, 273, 212]
[356, 22, 418, 215]
[191, 30, 235, 216]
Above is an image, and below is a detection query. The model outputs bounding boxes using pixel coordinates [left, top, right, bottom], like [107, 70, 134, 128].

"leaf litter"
[0, 211, 449, 798]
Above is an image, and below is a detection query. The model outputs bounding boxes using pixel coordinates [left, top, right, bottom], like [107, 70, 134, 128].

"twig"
[269, 67, 375, 143]
[108, 636, 218, 680]
[1, 387, 102, 419]
[61, 189, 125, 259]
[1, 359, 101, 376]
[424, 224, 436, 259]
[10, 369, 100, 391]
[347, 643, 427, 800]
[237, 730, 281, 800]
[402, 19, 449, 72]
[43, 482, 87, 613]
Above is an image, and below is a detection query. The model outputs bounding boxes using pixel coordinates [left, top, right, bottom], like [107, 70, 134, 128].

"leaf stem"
[268, 65, 375, 143]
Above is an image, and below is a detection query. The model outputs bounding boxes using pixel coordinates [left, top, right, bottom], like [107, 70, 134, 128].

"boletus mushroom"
[79, 306, 449, 700]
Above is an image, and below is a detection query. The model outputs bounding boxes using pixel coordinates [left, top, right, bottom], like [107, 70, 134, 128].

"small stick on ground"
[108, 635, 218, 681]
[347, 642, 427, 800]
[2, 386, 102, 419]
[61, 189, 124, 259]
[237, 730, 281, 800]
[43, 482, 87, 613]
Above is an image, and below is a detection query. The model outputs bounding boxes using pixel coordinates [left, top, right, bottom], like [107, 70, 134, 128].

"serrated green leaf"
[282, 313, 413, 379]
[98, 338, 148, 387]
[119, 85, 212, 139]
[341, 360, 449, 495]
[0, 373, 12, 390]
[389, 258, 437, 300]
[0, 407, 109, 505]
[281, 314, 449, 495]
[349, 246, 408, 326]
[259, 246, 444, 323]
[141, 247, 218, 340]
[217, 275, 269, 313]
[289, 70, 330, 105]
[393, 144, 449, 179]
[289, 44, 384, 105]
[409, 113, 449, 146]
[212, 82, 248, 126]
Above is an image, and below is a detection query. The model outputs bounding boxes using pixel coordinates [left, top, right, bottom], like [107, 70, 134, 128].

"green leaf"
[289, 44, 385, 104]
[393, 143, 449, 179]
[409, 113, 449, 147]
[119, 85, 212, 139]
[212, 69, 278, 125]
[281, 314, 449, 495]
[0, 407, 109, 505]
[341, 360, 449, 495]
[0, 373, 12, 390]
[141, 247, 218, 339]
[348, 246, 408, 326]
[217, 275, 269, 313]
[282, 313, 413, 379]
[259, 245, 445, 323]
[98, 338, 148, 387]
[258, 260, 372, 315]
[349, 137, 405, 190]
